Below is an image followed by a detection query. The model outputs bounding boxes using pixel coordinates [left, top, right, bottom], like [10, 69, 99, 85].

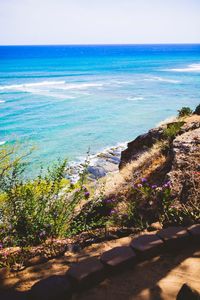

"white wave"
[166, 63, 200, 72]
[20, 88, 76, 99]
[144, 76, 180, 84]
[0, 80, 65, 91]
[0, 100, 5, 103]
[0, 81, 104, 99]
[126, 96, 144, 101]
[0, 141, 6, 146]
[58, 83, 103, 90]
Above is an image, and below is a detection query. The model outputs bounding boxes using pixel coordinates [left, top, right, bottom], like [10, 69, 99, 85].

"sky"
[0, 0, 200, 45]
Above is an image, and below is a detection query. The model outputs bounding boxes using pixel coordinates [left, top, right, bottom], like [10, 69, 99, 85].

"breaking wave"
[144, 76, 180, 84]
[166, 63, 200, 72]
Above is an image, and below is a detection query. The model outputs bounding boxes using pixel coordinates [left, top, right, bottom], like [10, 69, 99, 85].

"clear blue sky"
[0, 0, 200, 45]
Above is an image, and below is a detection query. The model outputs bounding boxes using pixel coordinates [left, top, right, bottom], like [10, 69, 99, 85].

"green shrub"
[0, 145, 88, 247]
[194, 104, 200, 115]
[163, 121, 184, 141]
[178, 107, 193, 118]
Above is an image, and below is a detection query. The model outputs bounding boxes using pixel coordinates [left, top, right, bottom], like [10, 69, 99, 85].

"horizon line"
[0, 42, 200, 47]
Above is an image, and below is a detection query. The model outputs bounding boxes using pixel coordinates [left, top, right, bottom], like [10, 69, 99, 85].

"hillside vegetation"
[0, 106, 199, 270]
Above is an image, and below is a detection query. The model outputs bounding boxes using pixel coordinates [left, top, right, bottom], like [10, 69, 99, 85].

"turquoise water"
[0, 44, 200, 169]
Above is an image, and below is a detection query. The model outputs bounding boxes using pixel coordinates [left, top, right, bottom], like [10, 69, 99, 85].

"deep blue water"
[0, 44, 200, 169]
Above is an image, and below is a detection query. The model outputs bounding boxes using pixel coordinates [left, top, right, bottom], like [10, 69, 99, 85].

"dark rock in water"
[67, 144, 126, 182]
[177, 283, 200, 300]
[108, 156, 120, 164]
[87, 166, 107, 179]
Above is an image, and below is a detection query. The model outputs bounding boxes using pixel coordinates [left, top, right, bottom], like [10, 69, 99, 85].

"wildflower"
[110, 209, 117, 215]
[137, 183, 142, 188]
[170, 205, 176, 209]
[0, 243, 3, 250]
[151, 184, 157, 189]
[163, 181, 171, 188]
[84, 191, 90, 199]
[104, 198, 115, 204]
[141, 178, 147, 183]
[39, 230, 46, 238]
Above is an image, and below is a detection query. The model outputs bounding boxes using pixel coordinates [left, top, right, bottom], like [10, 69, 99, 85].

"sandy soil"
[73, 245, 200, 300]
[0, 235, 199, 300]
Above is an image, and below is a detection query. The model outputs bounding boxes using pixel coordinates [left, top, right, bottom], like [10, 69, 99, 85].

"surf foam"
[167, 63, 200, 72]
[126, 96, 144, 101]
[144, 76, 180, 84]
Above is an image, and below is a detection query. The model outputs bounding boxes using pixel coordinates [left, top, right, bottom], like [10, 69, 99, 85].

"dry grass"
[96, 141, 167, 199]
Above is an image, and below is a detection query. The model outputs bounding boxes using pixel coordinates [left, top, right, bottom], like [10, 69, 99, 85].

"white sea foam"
[166, 63, 200, 72]
[126, 96, 144, 101]
[58, 83, 103, 90]
[21, 88, 76, 99]
[144, 76, 180, 84]
[0, 141, 6, 146]
[0, 100, 5, 103]
[0, 80, 65, 91]
[0, 81, 104, 98]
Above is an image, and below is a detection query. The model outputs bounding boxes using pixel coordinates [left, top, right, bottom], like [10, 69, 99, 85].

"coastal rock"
[194, 104, 200, 115]
[167, 127, 200, 203]
[119, 127, 164, 168]
[119, 108, 200, 204]
[67, 144, 126, 182]
[87, 166, 107, 179]
[120, 115, 200, 169]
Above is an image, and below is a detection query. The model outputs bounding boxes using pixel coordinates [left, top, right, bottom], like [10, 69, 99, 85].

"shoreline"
[66, 142, 128, 182]
[66, 114, 177, 183]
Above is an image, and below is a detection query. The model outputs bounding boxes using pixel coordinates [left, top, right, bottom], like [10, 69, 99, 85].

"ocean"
[0, 44, 200, 172]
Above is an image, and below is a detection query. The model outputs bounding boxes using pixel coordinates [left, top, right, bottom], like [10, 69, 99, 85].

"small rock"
[149, 222, 163, 231]
[101, 246, 137, 269]
[66, 257, 105, 288]
[130, 234, 164, 259]
[157, 226, 189, 249]
[30, 275, 72, 300]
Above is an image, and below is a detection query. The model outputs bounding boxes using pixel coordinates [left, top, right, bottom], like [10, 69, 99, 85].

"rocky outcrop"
[167, 127, 200, 202]
[119, 111, 200, 204]
[119, 126, 164, 168]
[120, 119, 200, 169]
[194, 104, 200, 115]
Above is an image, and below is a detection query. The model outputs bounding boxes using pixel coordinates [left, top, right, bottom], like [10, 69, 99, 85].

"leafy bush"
[194, 104, 200, 115]
[163, 121, 184, 141]
[0, 145, 88, 247]
[178, 107, 193, 118]
[125, 178, 172, 227]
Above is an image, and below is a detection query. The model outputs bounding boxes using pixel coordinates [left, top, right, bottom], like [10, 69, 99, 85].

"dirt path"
[73, 246, 200, 300]
[0, 238, 200, 300]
